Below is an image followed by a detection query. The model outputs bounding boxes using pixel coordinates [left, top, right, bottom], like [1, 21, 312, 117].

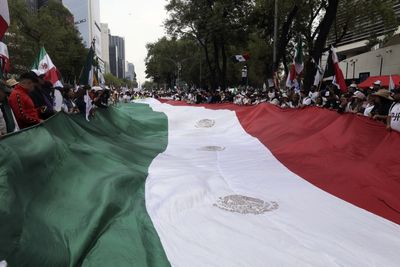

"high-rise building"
[100, 23, 110, 73]
[109, 35, 125, 79]
[109, 44, 118, 78]
[63, 0, 102, 61]
[125, 62, 136, 82]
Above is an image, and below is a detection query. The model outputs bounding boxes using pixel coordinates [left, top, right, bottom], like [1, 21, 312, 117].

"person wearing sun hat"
[370, 89, 393, 122]
[387, 88, 400, 132]
[8, 72, 43, 129]
[5, 78, 19, 90]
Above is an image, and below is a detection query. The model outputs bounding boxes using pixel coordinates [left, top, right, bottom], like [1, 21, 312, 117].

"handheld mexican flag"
[286, 39, 303, 89]
[0, 0, 10, 41]
[324, 46, 347, 92]
[294, 38, 304, 74]
[32, 47, 63, 87]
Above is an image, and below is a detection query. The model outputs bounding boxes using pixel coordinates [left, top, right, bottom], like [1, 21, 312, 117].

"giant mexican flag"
[0, 100, 399, 266]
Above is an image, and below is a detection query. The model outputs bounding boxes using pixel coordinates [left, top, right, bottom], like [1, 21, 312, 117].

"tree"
[5, 0, 87, 82]
[165, 0, 254, 90]
[145, 37, 202, 89]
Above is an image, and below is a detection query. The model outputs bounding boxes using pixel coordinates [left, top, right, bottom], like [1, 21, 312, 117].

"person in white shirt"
[387, 89, 400, 132]
[363, 95, 375, 117]
[53, 87, 64, 112]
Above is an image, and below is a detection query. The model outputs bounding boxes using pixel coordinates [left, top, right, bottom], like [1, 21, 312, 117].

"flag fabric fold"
[1, 100, 400, 266]
[32, 47, 63, 87]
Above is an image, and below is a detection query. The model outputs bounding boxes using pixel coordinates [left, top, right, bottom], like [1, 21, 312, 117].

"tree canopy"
[146, 0, 399, 90]
[5, 0, 87, 83]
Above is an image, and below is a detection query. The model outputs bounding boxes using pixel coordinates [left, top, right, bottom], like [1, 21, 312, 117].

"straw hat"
[6, 79, 19, 87]
[372, 89, 393, 100]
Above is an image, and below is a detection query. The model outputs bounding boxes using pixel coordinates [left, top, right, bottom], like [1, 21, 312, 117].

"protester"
[6, 79, 19, 91]
[29, 73, 55, 119]
[53, 86, 64, 112]
[8, 72, 42, 129]
[370, 89, 393, 122]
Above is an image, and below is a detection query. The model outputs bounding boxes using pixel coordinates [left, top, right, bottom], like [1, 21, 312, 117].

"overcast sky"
[100, 0, 168, 84]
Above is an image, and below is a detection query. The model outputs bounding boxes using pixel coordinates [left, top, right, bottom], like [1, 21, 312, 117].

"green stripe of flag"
[0, 104, 170, 267]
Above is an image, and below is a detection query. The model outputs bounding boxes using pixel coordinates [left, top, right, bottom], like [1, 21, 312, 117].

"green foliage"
[4, 0, 87, 82]
[145, 37, 202, 88]
[104, 73, 137, 88]
[142, 81, 157, 90]
[158, 0, 399, 89]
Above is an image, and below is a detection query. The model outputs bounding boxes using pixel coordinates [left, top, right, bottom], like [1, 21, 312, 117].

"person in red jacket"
[8, 72, 43, 129]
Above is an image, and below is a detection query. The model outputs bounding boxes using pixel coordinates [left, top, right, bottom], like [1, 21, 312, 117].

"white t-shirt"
[364, 104, 374, 117]
[389, 102, 400, 132]
[53, 89, 63, 112]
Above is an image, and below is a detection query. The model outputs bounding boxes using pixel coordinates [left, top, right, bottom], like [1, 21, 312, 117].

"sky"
[100, 0, 168, 84]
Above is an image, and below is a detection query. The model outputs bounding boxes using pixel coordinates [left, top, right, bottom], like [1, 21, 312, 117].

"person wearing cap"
[370, 89, 393, 122]
[340, 91, 366, 114]
[387, 89, 400, 132]
[372, 80, 381, 92]
[8, 72, 43, 129]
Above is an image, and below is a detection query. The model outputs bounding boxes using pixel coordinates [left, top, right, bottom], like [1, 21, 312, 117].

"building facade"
[100, 23, 110, 73]
[63, 0, 102, 61]
[325, 0, 400, 82]
[109, 35, 125, 79]
[125, 62, 135, 82]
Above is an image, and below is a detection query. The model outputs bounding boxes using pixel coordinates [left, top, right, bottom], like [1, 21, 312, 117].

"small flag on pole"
[232, 54, 250, 63]
[389, 75, 395, 91]
[32, 47, 63, 87]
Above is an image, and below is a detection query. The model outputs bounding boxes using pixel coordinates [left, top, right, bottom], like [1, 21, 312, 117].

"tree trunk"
[212, 36, 222, 91]
[221, 38, 227, 90]
[202, 41, 217, 90]
[276, 5, 299, 72]
[303, 0, 340, 91]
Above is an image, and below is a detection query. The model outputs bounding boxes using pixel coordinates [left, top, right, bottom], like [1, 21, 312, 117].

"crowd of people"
[0, 71, 134, 137]
[1, 71, 400, 137]
[152, 80, 400, 133]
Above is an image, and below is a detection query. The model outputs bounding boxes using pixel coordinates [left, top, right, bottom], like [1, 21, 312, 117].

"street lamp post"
[377, 54, 383, 76]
